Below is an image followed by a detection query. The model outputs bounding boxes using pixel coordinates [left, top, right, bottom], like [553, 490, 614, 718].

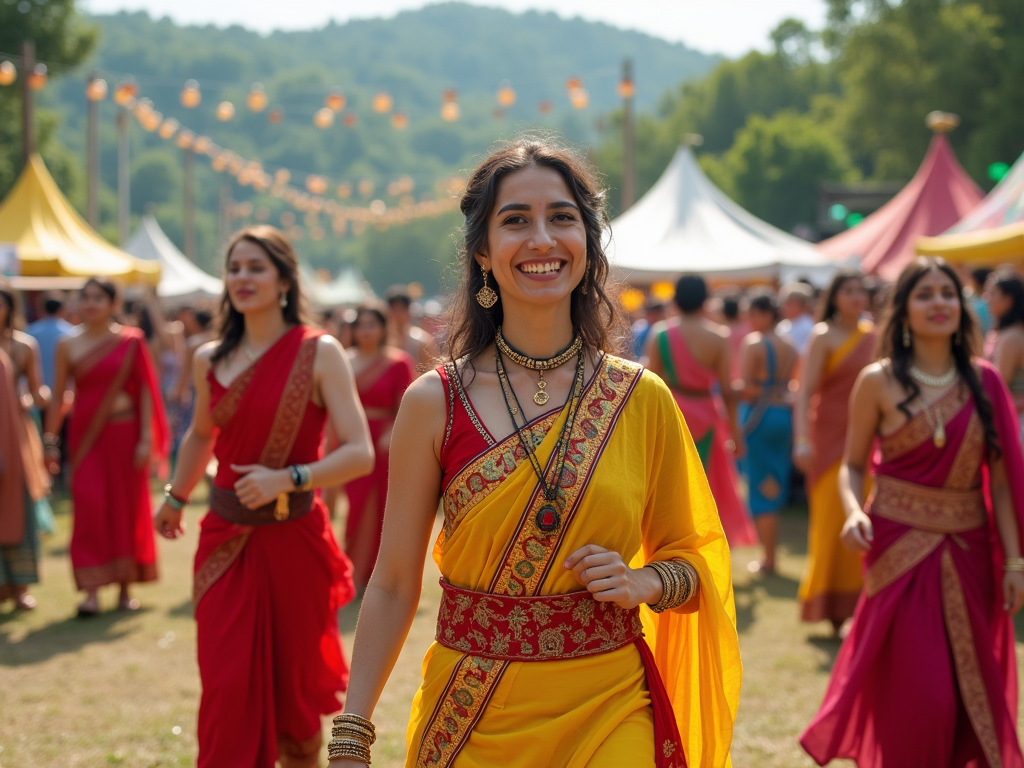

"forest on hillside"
[2, 0, 1023, 294]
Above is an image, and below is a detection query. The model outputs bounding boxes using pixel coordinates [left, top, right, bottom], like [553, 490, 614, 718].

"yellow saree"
[408, 356, 741, 768]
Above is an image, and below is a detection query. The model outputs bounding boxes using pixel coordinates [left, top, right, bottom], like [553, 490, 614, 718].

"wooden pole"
[86, 73, 99, 227]
[21, 40, 35, 165]
[117, 106, 130, 244]
[184, 147, 195, 261]
[621, 59, 636, 211]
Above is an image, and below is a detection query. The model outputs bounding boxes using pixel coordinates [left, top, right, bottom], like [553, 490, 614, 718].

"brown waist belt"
[869, 474, 986, 533]
[434, 579, 643, 661]
[210, 485, 314, 526]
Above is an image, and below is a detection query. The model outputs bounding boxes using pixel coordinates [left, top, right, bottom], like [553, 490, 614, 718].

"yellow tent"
[0, 154, 160, 285]
[917, 222, 1024, 264]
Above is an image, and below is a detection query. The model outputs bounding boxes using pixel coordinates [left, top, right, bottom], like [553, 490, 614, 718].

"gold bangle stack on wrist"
[328, 713, 376, 765]
[1005, 557, 1024, 573]
[646, 559, 699, 613]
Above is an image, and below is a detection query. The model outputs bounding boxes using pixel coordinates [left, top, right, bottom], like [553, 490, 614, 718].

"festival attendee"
[342, 303, 416, 590]
[153, 226, 373, 768]
[736, 289, 798, 574]
[968, 265, 994, 336]
[777, 282, 816, 355]
[27, 291, 78, 391]
[644, 274, 758, 548]
[985, 270, 1024, 439]
[801, 257, 1024, 768]
[326, 139, 740, 768]
[721, 293, 750, 382]
[0, 287, 51, 610]
[386, 285, 439, 372]
[794, 270, 875, 633]
[44, 278, 169, 616]
[629, 298, 665, 361]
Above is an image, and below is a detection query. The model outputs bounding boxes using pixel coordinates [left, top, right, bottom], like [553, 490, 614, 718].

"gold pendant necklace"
[495, 327, 584, 406]
[920, 396, 946, 448]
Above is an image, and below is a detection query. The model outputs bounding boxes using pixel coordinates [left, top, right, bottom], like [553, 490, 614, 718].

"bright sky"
[80, 0, 828, 57]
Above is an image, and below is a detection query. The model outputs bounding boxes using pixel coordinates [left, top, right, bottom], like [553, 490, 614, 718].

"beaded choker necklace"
[910, 364, 957, 388]
[495, 345, 587, 533]
[495, 327, 583, 405]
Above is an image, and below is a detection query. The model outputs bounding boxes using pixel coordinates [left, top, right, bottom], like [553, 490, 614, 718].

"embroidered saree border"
[864, 529, 945, 597]
[879, 384, 969, 460]
[74, 556, 158, 591]
[870, 476, 986, 534]
[192, 529, 253, 608]
[946, 412, 984, 490]
[416, 357, 643, 768]
[70, 338, 137, 472]
[940, 549, 1003, 768]
[209, 364, 256, 427]
[260, 336, 318, 467]
[70, 334, 123, 379]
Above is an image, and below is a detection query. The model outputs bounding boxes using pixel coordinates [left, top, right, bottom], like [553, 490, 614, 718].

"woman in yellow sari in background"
[323, 138, 740, 768]
[794, 271, 876, 633]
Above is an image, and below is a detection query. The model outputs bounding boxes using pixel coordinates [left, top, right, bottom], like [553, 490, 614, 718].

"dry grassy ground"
[2, 494, 1022, 767]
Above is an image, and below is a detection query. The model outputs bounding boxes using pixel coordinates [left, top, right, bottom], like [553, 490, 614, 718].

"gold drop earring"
[476, 264, 498, 308]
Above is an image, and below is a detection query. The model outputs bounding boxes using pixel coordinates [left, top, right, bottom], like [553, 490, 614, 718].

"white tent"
[607, 147, 836, 286]
[302, 265, 374, 308]
[124, 214, 223, 302]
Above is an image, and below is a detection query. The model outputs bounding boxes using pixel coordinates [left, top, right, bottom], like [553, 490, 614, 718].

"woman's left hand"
[1003, 571, 1024, 614]
[564, 544, 660, 610]
[134, 441, 151, 470]
[231, 464, 291, 509]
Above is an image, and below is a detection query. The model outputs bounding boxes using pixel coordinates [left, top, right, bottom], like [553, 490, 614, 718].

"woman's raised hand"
[563, 544, 661, 610]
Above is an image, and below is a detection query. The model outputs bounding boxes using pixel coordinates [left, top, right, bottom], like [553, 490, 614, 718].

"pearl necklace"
[909, 365, 957, 388]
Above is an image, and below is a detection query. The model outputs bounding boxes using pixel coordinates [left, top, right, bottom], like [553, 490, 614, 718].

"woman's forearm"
[338, 580, 422, 718]
[993, 483, 1022, 559]
[838, 463, 866, 520]
[308, 440, 374, 489]
[168, 428, 216, 498]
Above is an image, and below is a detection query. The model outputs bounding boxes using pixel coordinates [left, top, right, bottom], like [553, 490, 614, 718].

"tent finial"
[682, 133, 704, 147]
[925, 111, 960, 133]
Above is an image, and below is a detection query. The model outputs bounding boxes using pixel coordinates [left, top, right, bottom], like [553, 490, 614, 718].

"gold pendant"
[534, 379, 549, 406]
[933, 424, 946, 449]
[275, 493, 290, 521]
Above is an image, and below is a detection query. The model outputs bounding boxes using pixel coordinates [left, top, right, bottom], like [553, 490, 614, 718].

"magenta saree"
[800, 361, 1024, 768]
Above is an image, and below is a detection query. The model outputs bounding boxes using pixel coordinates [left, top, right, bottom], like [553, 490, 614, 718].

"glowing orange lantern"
[342, 112, 357, 128]
[325, 91, 346, 112]
[227, 155, 245, 175]
[143, 111, 162, 131]
[497, 83, 516, 107]
[192, 135, 212, 155]
[180, 79, 201, 108]
[85, 78, 108, 102]
[372, 92, 393, 113]
[246, 83, 267, 112]
[566, 77, 582, 92]
[211, 153, 228, 172]
[618, 78, 636, 99]
[28, 64, 47, 90]
[569, 88, 589, 110]
[133, 98, 153, 119]
[0, 61, 15, 86]
[274, 169, 291, 186]
[442, 88, 457, 104]
[313, 107, 334, 129]
[176, 130, 195, 150]
[216, 101, 235, 121]
[306, 175, 328, 195]
[440, 101, 460, 122]
[391, 111, 408, 129]
[113, 79, 138, 106]
[158, 118, 179, 140]
[336, 182, 352, 199]
[358, 179, 375, 198]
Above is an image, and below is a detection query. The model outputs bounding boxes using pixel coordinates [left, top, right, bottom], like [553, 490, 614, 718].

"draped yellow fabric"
[407, 361, 740, 768]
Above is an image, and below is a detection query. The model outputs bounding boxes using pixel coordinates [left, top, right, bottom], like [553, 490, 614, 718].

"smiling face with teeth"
[475, 164, 587, 314]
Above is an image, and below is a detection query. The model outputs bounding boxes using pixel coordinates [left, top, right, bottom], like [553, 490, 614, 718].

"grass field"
[2, 491, 1022, 767]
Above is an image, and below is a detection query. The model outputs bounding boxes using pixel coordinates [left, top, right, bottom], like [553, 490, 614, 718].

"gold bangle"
[646, 559, 698, 613]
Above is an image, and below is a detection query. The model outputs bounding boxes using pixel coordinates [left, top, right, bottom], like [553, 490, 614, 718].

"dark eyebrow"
[496, 203, 531, 215]
[549, 201, 579, 211]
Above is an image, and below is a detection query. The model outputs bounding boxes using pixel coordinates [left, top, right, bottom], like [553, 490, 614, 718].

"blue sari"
[738, 341, 793, 516]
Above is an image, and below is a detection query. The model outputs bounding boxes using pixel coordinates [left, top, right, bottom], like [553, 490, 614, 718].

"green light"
[828, 203, 848, 221]
[845, 212, 865, 227]
[988, 162, 1010, 182]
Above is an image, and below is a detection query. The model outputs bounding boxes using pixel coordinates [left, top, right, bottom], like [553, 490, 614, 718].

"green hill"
[39, 3, 717, 292]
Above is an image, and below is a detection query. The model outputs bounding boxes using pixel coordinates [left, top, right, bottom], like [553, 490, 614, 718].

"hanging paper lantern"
[211, 152, 228, 172]
[342, 112, 357, 128]
[391, 111, 408, 129]
[306, 175, 329, 195]
[113, 79, 138, 106]
[143, 111, 162, 132]
[227, 155, 245, 175]
[85, 78, 108, 102]
[313, 107, 335, 129]
[538, 100, 553, 114]
[497, 83, 516, 107]
[440, 101, 460, 122]
[336, 182, 352, 199]
[246, 83, 268, 112]
[618, 77, 636, 99]
[325, 91, 346, 112]
[192, 135, 212, 155]
[372, 92, 393, 113]
[369, 200, 386, 217]
[358, 178, 375, 198]
[27, 64, 47, 91]
[442, 88, 457, 104]
[176, 130, 195, 150]
[566, 77, 582, 92]
[216, 101, 235, 121]
[180, 79, 201, 108]
[0, 61, 15, 86]
[133, 97, 153, 119]
[569, 87, 589, 110]
[274, 168, 291, 186]
[158, 118, 179, 140]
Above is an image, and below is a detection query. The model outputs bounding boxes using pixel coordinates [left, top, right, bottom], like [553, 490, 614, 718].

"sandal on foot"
[76, 602, 99, 618]
[118, 597, 140, 612]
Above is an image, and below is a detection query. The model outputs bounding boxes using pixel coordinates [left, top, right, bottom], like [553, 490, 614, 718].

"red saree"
[344, 348, 415, 587]
[68, 327, 168, 590]
[801, 361, 1024, 768]
[193, 326, 354, 768]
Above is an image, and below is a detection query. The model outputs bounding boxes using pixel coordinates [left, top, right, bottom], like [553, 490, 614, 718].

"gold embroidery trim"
[945, 412, 984, 490]
[192, 530, 253, 610]
[864, 528, 944, 597]
[870, 476, 986, 534]
[259, 335, 318, 467]
[940, 549, 1004, 768]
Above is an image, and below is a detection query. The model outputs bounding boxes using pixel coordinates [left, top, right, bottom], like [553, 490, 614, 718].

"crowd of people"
[2, 135, 1024, 768]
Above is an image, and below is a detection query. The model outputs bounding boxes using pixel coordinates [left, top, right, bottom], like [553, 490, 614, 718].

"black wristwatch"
[289, 464, 303, 488]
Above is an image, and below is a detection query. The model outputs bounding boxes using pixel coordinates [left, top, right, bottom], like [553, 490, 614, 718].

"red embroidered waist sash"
[435, 579, 644, 661]
[869, 475, 986, 533]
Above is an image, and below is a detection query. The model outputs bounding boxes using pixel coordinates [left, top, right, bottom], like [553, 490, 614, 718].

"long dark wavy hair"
[0, 284, 19, 331]
[992, 270, 1024, 331]
[211, 226, 306, 363]
[878, 256, 998, 457]
[444, 136, 624, 366]
[817, 268, 865, 323]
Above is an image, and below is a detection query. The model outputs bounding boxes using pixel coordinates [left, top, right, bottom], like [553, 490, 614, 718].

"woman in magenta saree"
[801, 258, 1024, 768]
[46, 278, 168, 614]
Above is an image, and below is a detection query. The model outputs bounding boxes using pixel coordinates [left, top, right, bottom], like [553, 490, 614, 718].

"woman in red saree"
[327, 139, 739, 768]
[344, 303, 416, 589]
[45, 278, 168, 615]
[644, 274, 757, 548]
[794, 271, 874, 632]
[154, 226, 373, 768]
[801, 258, 1024, 768]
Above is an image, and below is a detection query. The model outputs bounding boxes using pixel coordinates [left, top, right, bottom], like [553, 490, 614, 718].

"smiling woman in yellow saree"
[323, 139, 740, 768]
